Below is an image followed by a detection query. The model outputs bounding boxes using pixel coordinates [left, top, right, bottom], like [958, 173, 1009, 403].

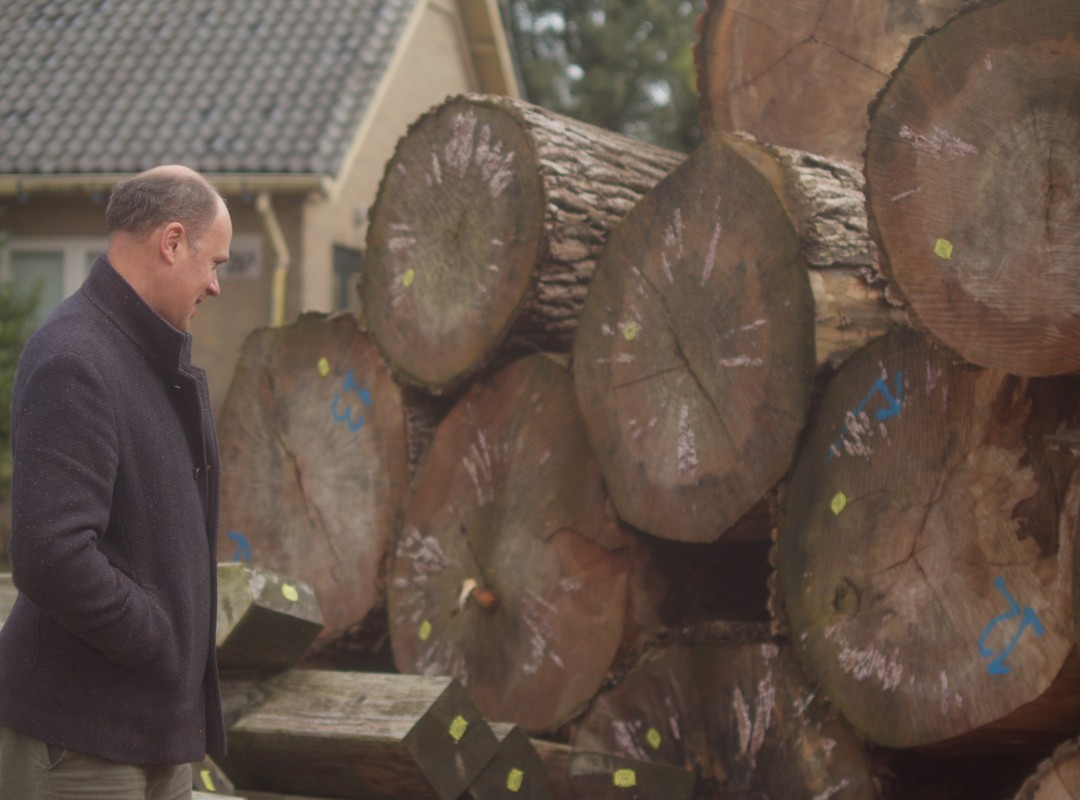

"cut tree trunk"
[572, 134, 901, 544]
[216, 311, 409, 646]
[865, 0, 1080, 376]
[1013, 735, 1080, 799]
[774, 326, 1080, 750]
[363, 93, 684, 395]
[695, 0, 965, 162]
[533, 742, 697, 800]
[388, 354, 642, 734]
[570, 622, 881, 799]
[219, 670, 499, 800]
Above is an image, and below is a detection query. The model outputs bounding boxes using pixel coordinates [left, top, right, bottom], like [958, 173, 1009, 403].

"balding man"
[0, 165, 231, 798]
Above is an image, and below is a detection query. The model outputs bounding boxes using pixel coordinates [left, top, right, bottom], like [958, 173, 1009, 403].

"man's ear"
[160, 222, 185, 263]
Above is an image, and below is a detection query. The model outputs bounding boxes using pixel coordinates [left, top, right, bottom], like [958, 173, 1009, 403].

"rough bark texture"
[695, 0, 965, 162]
[1013, 736, 1080, 799]
[363, 93, 684, 394]
[571, 623, 880, 799]
[216, 311, 409, 645]
[573, 134, 839, 543]
[865, 0, 1080, 376]
[723, 133, 908, 367]
[388, 354, 638, 734]
[774, 326, 1080, 750]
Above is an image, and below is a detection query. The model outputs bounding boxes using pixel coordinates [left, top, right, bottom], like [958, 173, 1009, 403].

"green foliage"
[0, 279, 38, 497]
[506, 0, 705, 152]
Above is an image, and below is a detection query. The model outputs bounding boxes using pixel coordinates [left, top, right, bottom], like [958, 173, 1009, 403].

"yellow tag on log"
[419, 620, 432, 641]
[199, 769, 216, 791]
[831, 491, 848, 516]
[506, 768, 524, 792]
[403, 268, 416, 287]
[934, 238, 953, 260]
[613, 769, 637, 788]
[646, 727, 662, 749]
[622, 321, 638, 341]
[317, 357, 331, 377]
[282, 583, 299, 602]
[449, 715, 469, 741]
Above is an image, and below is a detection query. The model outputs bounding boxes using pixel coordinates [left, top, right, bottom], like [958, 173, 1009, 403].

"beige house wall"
[0, 192, 304, 413]
[298, 0, 486, 314]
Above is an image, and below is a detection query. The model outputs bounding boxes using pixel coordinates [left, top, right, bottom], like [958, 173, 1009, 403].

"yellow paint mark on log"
[613, 769, 637, 788]
[506, 768, 524, 792]
[199, 770, 216, 791]
[449, 714, 469, 741]
[419, 619, 432, 641]
[622, 321, 639, 341]
[934, 238, 953, 260]
[647, 727, 662, 749]
[831, 492, 848, 515]
[403, 268, 416, 287]
[282, 584, 299, 602]
[317, 357, 331, 377]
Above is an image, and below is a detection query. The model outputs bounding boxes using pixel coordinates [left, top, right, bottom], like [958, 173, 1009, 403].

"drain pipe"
[256, 191, 290, 326]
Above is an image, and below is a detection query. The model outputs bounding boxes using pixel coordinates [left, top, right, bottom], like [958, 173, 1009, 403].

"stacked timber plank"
[200, 0, 1080, 797]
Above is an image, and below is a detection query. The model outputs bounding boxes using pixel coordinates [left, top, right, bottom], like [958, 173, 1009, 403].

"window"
[0, 238, 104, 327]
[333, 244, 363, 310]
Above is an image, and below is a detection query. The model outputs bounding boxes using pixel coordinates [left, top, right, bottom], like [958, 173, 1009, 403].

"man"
[0, 165, 230, 798]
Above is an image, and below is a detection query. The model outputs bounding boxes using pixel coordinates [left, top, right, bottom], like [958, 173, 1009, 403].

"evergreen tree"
[506, 0, 703, 153]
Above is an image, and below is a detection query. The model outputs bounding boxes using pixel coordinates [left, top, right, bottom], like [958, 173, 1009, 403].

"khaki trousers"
[0, 726, 191, 800]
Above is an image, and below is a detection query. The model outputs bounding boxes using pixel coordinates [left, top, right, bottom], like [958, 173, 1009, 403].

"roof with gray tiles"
[0, 0, 419, 176]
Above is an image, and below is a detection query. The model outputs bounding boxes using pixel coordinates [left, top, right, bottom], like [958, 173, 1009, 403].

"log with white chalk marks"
[572, 136, 816, 543]
[363, 93, 684, 395]
[217, 311, 410, 645]
[865, 0, 1080, 376]
[387, 354, 634, 734]
[774, 326, 1080, 749]
[570, 623, 879, 798]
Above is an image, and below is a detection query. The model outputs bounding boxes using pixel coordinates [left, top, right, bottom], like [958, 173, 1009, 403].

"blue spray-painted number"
[331, 369, 372, 431]
[978, 576, 1044, 675]
[825, 371, 904, 462]
[227, 530, 252, 562]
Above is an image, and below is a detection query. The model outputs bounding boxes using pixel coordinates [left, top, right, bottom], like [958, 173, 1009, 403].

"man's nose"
[208, 275, 221, 297]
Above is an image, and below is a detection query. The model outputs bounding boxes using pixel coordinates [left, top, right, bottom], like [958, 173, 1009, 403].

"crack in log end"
[271, 426, 349, 574]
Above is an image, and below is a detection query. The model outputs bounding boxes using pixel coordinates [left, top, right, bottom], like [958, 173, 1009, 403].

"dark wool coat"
[0, 256, 225, 765]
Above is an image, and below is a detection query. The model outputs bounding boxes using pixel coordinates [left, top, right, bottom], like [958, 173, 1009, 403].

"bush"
[0, 280, 38, 497]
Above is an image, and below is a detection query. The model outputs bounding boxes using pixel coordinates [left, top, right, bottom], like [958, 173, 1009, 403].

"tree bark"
[219, 670, 499, 800]
[1013, 736, 1080, 799]
[363, 93, 684, 395]
[774, 326, 1080, 749]
[864, 0, 1080, 376]
[695, 0, 965, 162]
[387, 354, 641, 735]
[573, 134, 900, 544]
[216, 311, 409, 646]
[570, 622, 881, 799]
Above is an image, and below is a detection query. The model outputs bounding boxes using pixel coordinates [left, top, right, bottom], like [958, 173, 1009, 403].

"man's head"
[106, 165, 231, 332]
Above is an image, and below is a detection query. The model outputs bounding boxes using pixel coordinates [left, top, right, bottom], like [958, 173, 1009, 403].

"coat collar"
[81, 254, 194, 377]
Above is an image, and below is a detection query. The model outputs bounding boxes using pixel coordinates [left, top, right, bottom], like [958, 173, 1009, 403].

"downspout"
[256, 191, 290, 326]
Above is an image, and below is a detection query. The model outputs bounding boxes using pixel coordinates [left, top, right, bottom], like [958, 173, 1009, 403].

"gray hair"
[105, 167, 224, 251]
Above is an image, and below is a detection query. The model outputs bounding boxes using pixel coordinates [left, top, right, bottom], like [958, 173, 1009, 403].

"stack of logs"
[207, 0, 1080, 797]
